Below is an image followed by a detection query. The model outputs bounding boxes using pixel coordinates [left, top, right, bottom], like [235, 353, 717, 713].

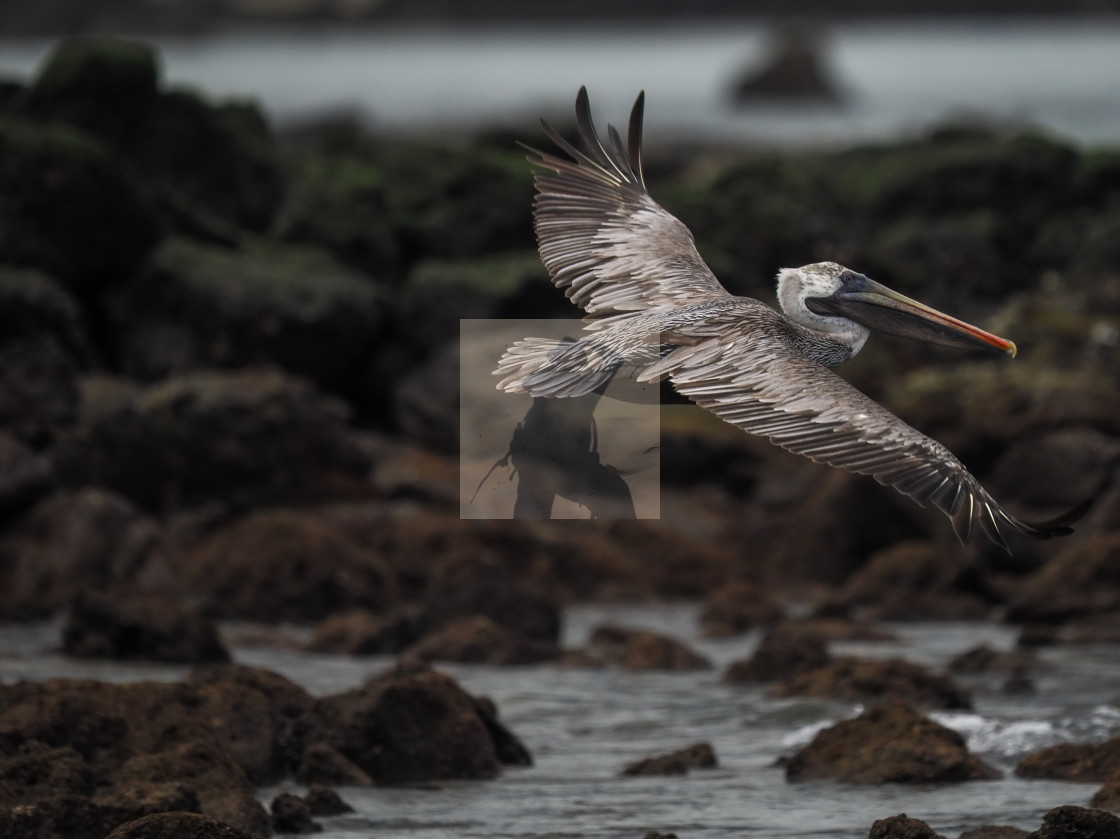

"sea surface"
[4, 603, 1120, 838]
[2, 19, 1120, 147]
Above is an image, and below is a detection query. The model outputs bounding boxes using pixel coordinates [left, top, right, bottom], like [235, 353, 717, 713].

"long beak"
[806, 275, 1017, 357]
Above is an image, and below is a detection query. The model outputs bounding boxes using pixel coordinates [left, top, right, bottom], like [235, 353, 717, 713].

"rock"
[698, 579, 784, 637]
[176, 508, 397, 622]
[471, 695, 532, 768]
[985, 428, 1118, 514]
[270, 791, 321, 834]
[731, 25, 841, 102]
[24, 36, 284, 232]
[1026, 805, 1120, 838]
[301, 787, 353, 817]
[61, 592, 230, 663]
[0, 794, 130, 839]
[304, 660, 521, 784]
[295, 743, 372, 788]
[1090, 765, 1120, 810]
[105, 237, 386, 398]
[94, 781, 201, 819]
[403, 615, 561, 666]
[54, 368, 373, 515]
[868, 814, 945, 839]
[0, 116, 159, 289]
[392, 340, 460, 453]
[1007, 533, 1120, 625]
[774, 617, 899, 643]
[723, 629, 831, 684]
[771, 656, 973, 710]
[0, 743, 95, 802]
[959, 827, 1029, 839]
[305, 607, 429, 655]
[104, 812, 262, 839]
[622, 742, 717, 776]
[0, 430, 53, 519]
[785, 700, 1000, 784]
[0, 487, 160, 620]
[947, 645, 1038, 675]
[1015, 735, 1120, 782]
[588, 624, 712, 671]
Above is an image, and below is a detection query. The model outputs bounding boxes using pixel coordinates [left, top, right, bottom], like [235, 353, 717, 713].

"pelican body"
[495, 88, 1089, 550]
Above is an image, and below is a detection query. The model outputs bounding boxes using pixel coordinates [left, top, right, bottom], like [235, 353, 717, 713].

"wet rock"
[305, 607, 429, 656]
[105, 237, 386, 397]
[0, 430, 53, 519]
[270, 791, 321, 834]
[1007, 533, 1120, 625]
[785, 700, 999, 784]
[94, 781, 201, 819]
[471, 695, 532, 768]
[947, 645, 1038, 675]
[0, 487, 160, 620]
[774, 617, 899, 643]
[622, 742, 717, 776]
[698, 579, 784, 637]
[0, 743, 95, 802]
[588, 624, 712, 671]
[176, 508, 397, 622]
[723, 629, 831, 684]
[868, 814, 945, 839]
[54, 368, 373, 515]
[304, 660, 520, 784]
[771, 656, 972, 710]
[301, 786, 353, 817]
[61, 591, 230, 663]
[403, 615, 561, 666]
[1026, 805, 1120, 838]
[295, 743, 372, 788]
[0, 794, 129, 839]
[24, 36, 284, 232]
[1015, 735, 1120, 782]
[959, 827, 1029, 839]
[1090, 766, 1120, 810]
[731, 26, 841, 102]
[0, 116, 159, 289]
[104, 812, 262, 839]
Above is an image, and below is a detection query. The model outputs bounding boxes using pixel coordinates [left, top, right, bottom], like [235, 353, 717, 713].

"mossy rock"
[0, 116, 160, 288]
[106, 237, 387, 396]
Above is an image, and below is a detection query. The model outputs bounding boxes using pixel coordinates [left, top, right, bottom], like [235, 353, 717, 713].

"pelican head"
[778, 262, 1017, 358]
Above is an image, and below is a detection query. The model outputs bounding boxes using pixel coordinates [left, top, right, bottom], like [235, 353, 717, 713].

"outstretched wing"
[526, 87, 730, 321]
[643, 313, 1090, 551]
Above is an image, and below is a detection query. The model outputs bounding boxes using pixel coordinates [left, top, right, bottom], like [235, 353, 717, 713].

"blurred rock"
[270, 791, 320, 834]
[723, 629, 831, 684]
[771, 656, 972, 710]
[1015, 735, 1120, 782]
[54, 368, 373, 514]
[1006, 533, 1120, 625]
[621, 742, 717, 776]
[698, 579, 784, 637]
[403, 615, 561, 665]
[588, 624, 711, 671]
[105, 237, 386, 397]
[947, 644, 1038, 675]
[0, 430, 53, 519]
[1026, 806, 1120, 838]
[985, 428, 1117, 514]
[0, 116, 159, 289]
[0, 487, 159, 620]
[785, 700, 999, 783]
[305, 607, 429, 655]
[731, 26, 841, 102]
[174, 508, 398, 622]
[295, 743, 372, 788]
[959, 827, 1028, 839]
[868, 814, 945, 839]
[301, 786, 353, 817]
[392, 340, 459, 453]
[104, 812, 260, 839]
[62, 592, 229, 663]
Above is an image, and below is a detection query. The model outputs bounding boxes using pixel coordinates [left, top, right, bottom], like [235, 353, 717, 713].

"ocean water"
[4, 604, 1120, 838]
[2, 19, 1120, 146]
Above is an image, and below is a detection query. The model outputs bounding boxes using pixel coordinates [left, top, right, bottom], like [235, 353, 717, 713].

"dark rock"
[641, 833, 678, 839]
[947, 645, 1038, 675]
[1090, 766, 1120, 810]
[94, 781, 201, 819]
[1015, 735, 1120, 782]
[959, 827, 1029, 839]
[305, 660, 515, 784]
[1007, 533, 1120, 625]
[301, 786, 353, 817]
[62, 591, 230, 663]
[471, 694, 533, 768]
[105, 237, 386, 396]
[771, 656, 972, 710]
[105, 812, 262, 839]
[404, 615, 561, 666]
[0, 794, 129, 839]
[773, 617, 899, 643]
[270, 791, 321, 834]
[305, 607, 429, 655]
[588, 624, 712, 671]
[0, 743, 95, 802]
[0, 430, 53, 519]
[868, 813, 945, 839]
[54, 368, 373, 515]
[723, 629, 831, 684]
[176, 508, 397, 622]
[0, 116, 159, 289]
[0, 487, 159, 620]
[698, 579, 784, 637]
[731, 26, 841, 102]
[1026, 805, 1120, 838]
[622, 742, 717, 776]
[785, 700, 1000, 784]
[985, 428, 1117, 514]
[392, 340, 460, 453]
[295, 743, 372, 788]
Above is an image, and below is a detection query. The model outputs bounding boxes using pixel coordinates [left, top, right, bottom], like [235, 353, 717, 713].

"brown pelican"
[494, 87, 1089, 550]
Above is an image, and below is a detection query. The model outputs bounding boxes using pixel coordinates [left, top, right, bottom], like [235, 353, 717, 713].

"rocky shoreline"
[0, 35, 1118, 839]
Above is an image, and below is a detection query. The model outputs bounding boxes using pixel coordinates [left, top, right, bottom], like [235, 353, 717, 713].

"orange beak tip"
[1007, 340, 1018, 359]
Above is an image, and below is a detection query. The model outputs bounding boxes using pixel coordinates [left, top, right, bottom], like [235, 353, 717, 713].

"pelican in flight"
[494, 88, 1089, 550]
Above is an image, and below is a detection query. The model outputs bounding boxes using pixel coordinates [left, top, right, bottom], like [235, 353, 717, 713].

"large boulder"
[403, 615, 561, 666]
[770, 656, 972, 710]
[1026, 806, 1120, 838]
[53, 368, 373, 514]
[1007, 533, 1120, 625]
[698, 579, 784, 637]
[586, 624, 711, 671]
[105, 812, 261, 839]
[868, 814, 945, 839]
[621, 742, 717, 777]
[785, 700, 999, 784]
[723, 628, 831, 684]
[1015, 736, 1120, 782]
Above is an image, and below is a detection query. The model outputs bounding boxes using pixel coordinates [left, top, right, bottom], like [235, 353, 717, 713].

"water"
[2, 19, 1120, 146]
[5, 604, 1120, 837]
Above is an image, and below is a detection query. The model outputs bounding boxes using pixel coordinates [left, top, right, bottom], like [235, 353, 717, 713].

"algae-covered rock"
[107, 237, 386, 395]
[0, 117, 159, 288]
